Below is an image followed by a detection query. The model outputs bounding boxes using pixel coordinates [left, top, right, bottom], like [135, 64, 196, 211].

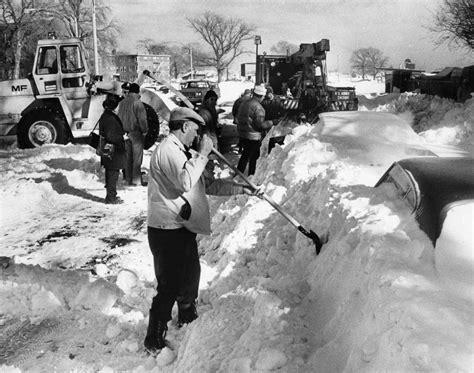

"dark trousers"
[125, 133, 144, 185]
[148, 226, 200, 322]
[237, 138, 261, 176]
[105, 168, 119, 201]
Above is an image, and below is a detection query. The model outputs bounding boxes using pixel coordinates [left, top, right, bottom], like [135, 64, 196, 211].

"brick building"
[102, 53, 171, 83]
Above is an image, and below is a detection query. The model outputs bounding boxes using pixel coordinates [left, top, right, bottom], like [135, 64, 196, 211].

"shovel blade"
[297, 227, 330, 255]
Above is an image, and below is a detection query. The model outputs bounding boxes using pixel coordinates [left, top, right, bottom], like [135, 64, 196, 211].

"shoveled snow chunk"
[155, 346, 176, 366]
[95, 263, 109, 277]
[227, 357, 252, 372]
[31, 288, 62, 314]
[105, 323, 121, 339]
[255, 347, 287, 370]
[116, 269, 139, 295]
[72, 278, 119, 313]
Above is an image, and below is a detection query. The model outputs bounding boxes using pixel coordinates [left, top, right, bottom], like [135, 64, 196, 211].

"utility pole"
[254, 35, 261, 83]
[189, 46, 193, 79]
[92, 0, 99, 75]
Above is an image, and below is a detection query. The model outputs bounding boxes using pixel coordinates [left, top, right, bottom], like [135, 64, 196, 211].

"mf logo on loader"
[12, 85, 28, 93]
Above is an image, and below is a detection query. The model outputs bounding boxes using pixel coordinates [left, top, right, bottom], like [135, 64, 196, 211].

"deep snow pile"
[358, 92, 474, 156]
[0, 79, 472, 372]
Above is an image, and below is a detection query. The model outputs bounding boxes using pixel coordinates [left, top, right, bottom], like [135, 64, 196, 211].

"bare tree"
[0, 0, 46, 79]
[350, 47, 388, 79]
[187, 11, 255, 82]
[40, 0, 121, 69]
[270, 40, 299, 55]
[429, 0, 474, 50]
[137, 39, 169, 55]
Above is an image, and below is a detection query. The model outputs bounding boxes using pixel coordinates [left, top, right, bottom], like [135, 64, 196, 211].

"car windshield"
[188, 82, 208, 88]
[383, 164, 419, 211]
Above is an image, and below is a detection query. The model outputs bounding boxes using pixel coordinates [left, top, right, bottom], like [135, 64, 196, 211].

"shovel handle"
[211, 147, 324, 253]
[211, 148, 301, 229]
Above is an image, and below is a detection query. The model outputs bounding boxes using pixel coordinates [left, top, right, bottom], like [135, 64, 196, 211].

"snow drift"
[0, 80, 472, 372]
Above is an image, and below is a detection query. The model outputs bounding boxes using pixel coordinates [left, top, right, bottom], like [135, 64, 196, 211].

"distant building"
[102, 53, 171, 83]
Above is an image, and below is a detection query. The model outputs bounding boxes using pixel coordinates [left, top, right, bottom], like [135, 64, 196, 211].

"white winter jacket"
[147, 134, 243, 235]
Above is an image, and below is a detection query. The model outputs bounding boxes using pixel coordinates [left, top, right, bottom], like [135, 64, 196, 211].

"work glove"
[143, 70, 150, 76]
[243, 185, 264, 198]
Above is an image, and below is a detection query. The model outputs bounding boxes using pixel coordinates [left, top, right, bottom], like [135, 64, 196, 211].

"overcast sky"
[109, 0, 473, 73]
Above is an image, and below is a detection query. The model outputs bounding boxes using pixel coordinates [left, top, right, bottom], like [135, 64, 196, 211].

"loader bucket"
[140, 88, 178, 123]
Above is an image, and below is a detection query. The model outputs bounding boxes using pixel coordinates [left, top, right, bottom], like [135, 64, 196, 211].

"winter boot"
[178, 301, 198, 327]
[144, 309, 168, 354]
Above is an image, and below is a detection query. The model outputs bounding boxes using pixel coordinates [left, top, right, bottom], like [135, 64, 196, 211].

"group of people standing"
[97, 80, 281, 355]
[97, 82, 148, 204]
[97, 81, 283, 206]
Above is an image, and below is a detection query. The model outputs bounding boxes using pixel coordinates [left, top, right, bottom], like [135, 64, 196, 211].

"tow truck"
[254, 39, 358, 121]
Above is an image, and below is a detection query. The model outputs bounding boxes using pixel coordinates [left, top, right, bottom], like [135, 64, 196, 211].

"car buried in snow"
[375, 157, 474, 296]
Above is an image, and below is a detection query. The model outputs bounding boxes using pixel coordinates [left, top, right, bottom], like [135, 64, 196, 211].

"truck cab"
[16, 38, 107, 148]
[0, 38, 109, 148]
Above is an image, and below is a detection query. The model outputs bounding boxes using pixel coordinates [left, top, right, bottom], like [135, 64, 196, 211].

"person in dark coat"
[198, 90, 221, 150]
[117, 82, 148, 186]
[232, 89, 252, 153]
[261, 86, 283, 123]
[236, 84, 274, 176]
[99, 95, 127, 204]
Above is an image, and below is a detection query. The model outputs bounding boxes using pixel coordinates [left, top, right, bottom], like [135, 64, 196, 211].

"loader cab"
[33, 39, 89, 100]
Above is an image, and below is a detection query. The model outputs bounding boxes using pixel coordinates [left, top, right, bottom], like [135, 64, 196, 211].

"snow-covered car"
[315, 111, 437, 185]
[375, 157, 474, 296]
[179, 80, 220, 105]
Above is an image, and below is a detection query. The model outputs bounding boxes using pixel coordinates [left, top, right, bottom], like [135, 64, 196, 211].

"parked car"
[375, 156, 474, 245]
[179, 80, 220, 105]
[375, 156, 474, 297]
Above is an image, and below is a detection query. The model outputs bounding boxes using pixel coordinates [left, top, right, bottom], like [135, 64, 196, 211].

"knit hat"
[129, 83, 140, 94]
[102, 95, 121, 110]
[169, 107, 205, 126]
[253, 84, 266, 96]
[204, 89, 218, 101]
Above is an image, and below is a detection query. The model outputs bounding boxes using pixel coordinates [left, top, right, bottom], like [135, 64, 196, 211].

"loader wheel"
[17, 111, 68, 148]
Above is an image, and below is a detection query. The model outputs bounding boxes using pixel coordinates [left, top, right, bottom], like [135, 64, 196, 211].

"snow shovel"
[211, 147, 325, 255]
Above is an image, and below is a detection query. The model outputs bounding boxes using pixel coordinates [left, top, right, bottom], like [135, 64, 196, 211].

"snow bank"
[0, 77, 472, 372]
